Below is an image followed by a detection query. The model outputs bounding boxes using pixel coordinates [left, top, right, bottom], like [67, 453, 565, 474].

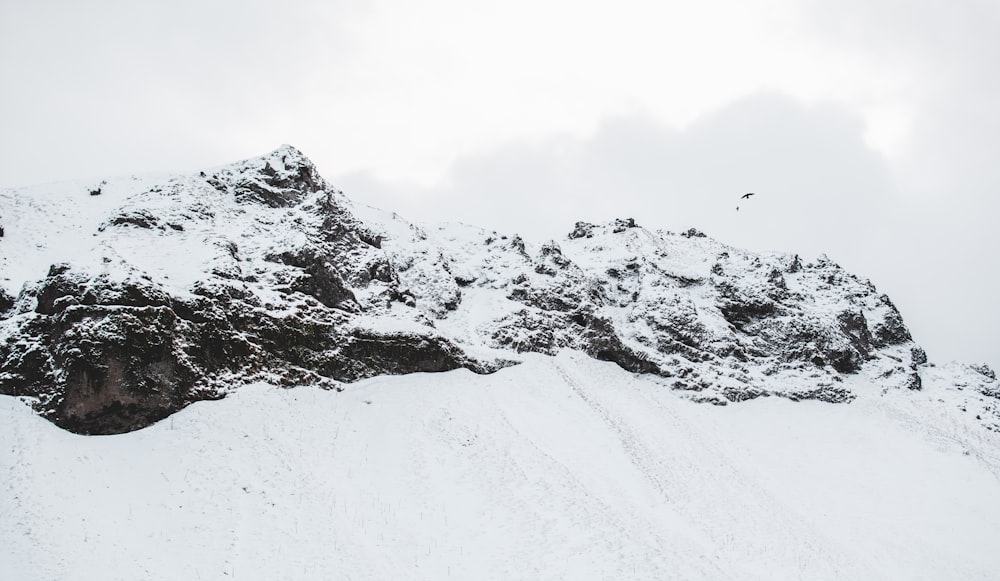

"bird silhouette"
[741, 192, 755, 199]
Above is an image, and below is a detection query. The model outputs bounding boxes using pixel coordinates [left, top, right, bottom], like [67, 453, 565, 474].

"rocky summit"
[0, 146, 997, 434]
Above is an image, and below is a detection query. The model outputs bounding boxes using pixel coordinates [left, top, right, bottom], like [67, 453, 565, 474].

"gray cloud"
[803, 0, 1000, 193]
[342, 94, 893, 255]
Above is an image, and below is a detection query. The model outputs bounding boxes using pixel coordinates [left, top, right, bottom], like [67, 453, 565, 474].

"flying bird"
[741, 192, 755, 199]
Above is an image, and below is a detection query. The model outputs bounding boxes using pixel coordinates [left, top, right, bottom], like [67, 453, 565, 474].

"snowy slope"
[3, 353, 1000, 581]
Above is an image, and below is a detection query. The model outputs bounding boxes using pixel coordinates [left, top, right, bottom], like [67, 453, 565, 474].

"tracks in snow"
[550, 354, 874, 578]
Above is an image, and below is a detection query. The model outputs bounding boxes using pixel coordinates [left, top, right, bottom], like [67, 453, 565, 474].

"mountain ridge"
[1, 145, 996, 434]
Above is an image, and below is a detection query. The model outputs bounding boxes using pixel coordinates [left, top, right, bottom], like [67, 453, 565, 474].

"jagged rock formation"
[1, 146, 997, 434]
[371, 215, 927, 408]
[0, 147, 506, 434]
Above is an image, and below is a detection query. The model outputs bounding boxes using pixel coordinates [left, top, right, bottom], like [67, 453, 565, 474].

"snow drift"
[3, 353, 1000, 580]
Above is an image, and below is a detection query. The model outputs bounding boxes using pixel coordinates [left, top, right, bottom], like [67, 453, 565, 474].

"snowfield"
[3, 352, 999, 581]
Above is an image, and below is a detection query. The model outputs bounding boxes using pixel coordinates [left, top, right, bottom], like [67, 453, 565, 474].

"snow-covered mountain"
[1, 145, 996, 434]
[3, 146, 1000, 579]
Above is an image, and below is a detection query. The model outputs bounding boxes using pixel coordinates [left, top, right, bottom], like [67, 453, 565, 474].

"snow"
[3, 352, 1000, 580]
[3, 147, 1000, 579]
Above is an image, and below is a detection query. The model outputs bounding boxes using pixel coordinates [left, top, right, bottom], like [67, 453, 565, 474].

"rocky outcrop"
[0, 147, 513, 434]
[207, 146, 325, 208]
[0, 145, 943, 434]
[1, 261, 505, 434]
[0, 288, 14, 314]
[376, 218, 930, 408]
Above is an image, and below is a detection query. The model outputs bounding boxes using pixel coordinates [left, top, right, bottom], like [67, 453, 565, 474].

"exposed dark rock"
[0, 302, 204, 435]
[233, 176, 309, 208]
[871, 295, 912, 346]
[716, 283, 778, 329]
[348, 256, 396, 289]
[1, 265, 503, 434]
[336, 330, 505, 380]
[52, 306, 202, 434]
[722, 385, 767, 402]
[828, 348, 864, 374]
[100, 210, 158, 230]
[837, 310, 873, 358]
[767, 268, 787, 290]
[568, 221, 596, 239]
[34, 266, 172, 315]
[786, 385, 855, 403]
[510, 235, 528, 256]
[537, 242, 571, 269]
[265, 248, 358, 310]
[491, 310, 563, 354]
[612, 218, 639, 233]
[973, 364, 997, 381]
[34, 265, 85, 314]
[211, 148, 327, 208]
[0, 287, 13, 313]
[293, 262, 358, 310]
[508, 286, 580, 313]
[681, 228, 707, 238]
[786, 254, 802, 273]
[570, 310, 662, 375]
[356, 228, 382, 249]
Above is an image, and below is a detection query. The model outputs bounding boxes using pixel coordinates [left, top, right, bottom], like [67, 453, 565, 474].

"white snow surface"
[3, 352, 1000, 581]
[3, 146, 1000, 579]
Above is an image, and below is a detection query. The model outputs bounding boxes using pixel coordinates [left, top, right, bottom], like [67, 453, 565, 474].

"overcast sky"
[1, 0, 997, 371]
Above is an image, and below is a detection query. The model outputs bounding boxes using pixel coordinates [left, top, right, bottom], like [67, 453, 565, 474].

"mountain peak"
[201, 144, 328, 208]
[258, 143, 318, 177]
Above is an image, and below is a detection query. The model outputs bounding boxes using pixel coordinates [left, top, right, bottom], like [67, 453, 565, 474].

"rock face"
[1, 145, 996, 434]
[0, 147, 506, 434]
[375, 220, 928, 408]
